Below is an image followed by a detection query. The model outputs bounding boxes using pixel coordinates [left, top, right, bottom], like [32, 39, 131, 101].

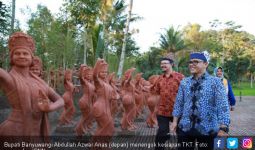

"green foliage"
[159, 26, 186, 53]
[0, 1, 11, 68]
[64, 0, 101, 28]
[107, 53, 136, 74]
[0, 1, 11, 37]
[224, 56, 250, 83]
[27, 5, 76, 70]
[232, 82, 255, 96]
[136, 47, 162, 79]
[7, 0, 254, 85]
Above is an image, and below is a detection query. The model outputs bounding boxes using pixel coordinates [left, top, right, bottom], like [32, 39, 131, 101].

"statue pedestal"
[55, 123, 76, 134]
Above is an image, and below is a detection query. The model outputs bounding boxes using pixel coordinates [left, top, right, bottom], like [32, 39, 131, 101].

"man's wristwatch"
[219, 127, 229, 133]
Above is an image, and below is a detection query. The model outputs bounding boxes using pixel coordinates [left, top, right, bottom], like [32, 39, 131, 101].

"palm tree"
[159, 26, 186, 71]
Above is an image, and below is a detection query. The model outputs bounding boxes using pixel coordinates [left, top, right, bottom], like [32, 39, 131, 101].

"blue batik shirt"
[172, 72, 230, 135]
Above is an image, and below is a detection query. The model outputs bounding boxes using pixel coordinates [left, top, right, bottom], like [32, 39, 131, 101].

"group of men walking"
[154, 51, 235, 150]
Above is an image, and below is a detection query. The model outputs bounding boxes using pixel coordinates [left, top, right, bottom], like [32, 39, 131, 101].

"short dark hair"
[217, 67, 223, 70]
[160, 57, 174, 64]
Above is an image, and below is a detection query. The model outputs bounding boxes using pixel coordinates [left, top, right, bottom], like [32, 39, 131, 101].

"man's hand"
[170, 121, 177, 134]
[230, 106, 234, 111]
[217, 130, 228, 136]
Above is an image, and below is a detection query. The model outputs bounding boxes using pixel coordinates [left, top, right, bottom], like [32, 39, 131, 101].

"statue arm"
[0, 68, 13, 91]
[47, 87, 64, 111]
[93, 59, 104, 88]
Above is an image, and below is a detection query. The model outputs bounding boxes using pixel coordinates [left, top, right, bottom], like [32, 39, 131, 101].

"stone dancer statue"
[141, 78, 151, 106]
[146, 75, 160, 128]
[56, 67, 64, 91]
[120, 68, 137, 131]
[108, 72, 121, 118]
[30, 56, 43, 78]
[134, 73, 145, 117]
[49, 68, 56, 89]
[58, 69, 76, 125]
[0, 32, 64, 141]
[75, 65, 95, 136]
[91, 59, 115, 148]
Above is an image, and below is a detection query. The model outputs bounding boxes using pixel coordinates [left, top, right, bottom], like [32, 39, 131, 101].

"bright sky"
[3, 0, 255, 53]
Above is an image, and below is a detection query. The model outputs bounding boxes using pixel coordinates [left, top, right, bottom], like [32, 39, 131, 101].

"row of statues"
[0, 32, 161, 144]
[57, 62, 162, 136]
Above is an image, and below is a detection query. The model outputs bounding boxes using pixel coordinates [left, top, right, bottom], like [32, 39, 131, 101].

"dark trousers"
[177, 128, 217, 150]
[155, 115, 173, 150]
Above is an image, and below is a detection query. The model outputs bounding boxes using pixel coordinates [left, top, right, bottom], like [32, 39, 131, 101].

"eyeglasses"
[188, 60, 204, 65]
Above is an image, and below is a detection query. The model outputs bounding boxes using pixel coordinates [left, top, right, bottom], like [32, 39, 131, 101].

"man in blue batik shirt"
[170, 51, 230, 150]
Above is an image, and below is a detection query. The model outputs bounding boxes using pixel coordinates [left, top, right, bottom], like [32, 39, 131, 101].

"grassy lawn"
[232, 82, 255, 96]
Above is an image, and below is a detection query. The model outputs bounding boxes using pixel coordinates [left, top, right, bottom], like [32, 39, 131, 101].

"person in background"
[214, 66, 236, 111]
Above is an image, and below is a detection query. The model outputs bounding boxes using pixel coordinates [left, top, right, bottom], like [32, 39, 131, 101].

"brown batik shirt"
[154, 72, 184, 117]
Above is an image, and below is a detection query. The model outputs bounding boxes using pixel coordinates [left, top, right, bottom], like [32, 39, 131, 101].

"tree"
[11, 0, 15, 34]
[136, 47, 162, 79]
[183, 23, 208, 51]
[117, 0, 133, 78]
[64, 0, 101, 64]
[27, 5, 76, 71]
[159, 26, 186, 71]
[0, 1, 11, 68]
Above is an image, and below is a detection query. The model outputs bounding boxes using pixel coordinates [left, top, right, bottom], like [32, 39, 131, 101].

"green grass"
[232, 82, 255, 96]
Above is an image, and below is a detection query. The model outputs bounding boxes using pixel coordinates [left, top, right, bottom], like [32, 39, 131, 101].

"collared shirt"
[155, 72, 184, 117]
[172, 72, 230, 135]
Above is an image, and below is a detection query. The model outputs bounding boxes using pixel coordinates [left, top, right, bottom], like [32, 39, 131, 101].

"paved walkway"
[118, 96, 255, 136]
[228, 96, 255, 136]
[0, 96, 254, 150]
[1, 96, 254, 136]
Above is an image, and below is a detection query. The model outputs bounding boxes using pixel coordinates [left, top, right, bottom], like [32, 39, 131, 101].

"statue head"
[30, 56, 43, 77]
[8, 32, 35, 66]
[135, 73, 143, 82]
[124, 68, 136, 80]
[94, 59, 108, 80]
[80, 65, 93, 82]
[64, 69, 72, 81]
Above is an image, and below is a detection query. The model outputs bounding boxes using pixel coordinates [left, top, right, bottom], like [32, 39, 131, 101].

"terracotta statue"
[92, 59, 114, 137]
[49, 68, 56, 89]
[0, 32, 64, 140]
[146, 75, 160, 128]
[58, 69, 76, 125]
[75, 65, 95, 136]
[134, 73, 145, 117]
[108, 72, 121, 118]
[120, 68, 137, 131]
[142, 79, 151, 105]
[30, 56, 43, 77]
[56, 67, 64, 90]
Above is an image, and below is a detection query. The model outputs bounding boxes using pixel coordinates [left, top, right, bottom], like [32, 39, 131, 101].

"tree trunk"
[11, 0, 15, 34]
[95, 24, 104, 60]
[117, 0, 133, 78]
[83, 27, 87, 65]
[89, 32, 95, 65]
[251, 74, 253, 88]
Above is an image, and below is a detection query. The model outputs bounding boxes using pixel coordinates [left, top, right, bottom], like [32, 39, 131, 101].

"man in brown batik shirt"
[153, 57, 184, 150]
